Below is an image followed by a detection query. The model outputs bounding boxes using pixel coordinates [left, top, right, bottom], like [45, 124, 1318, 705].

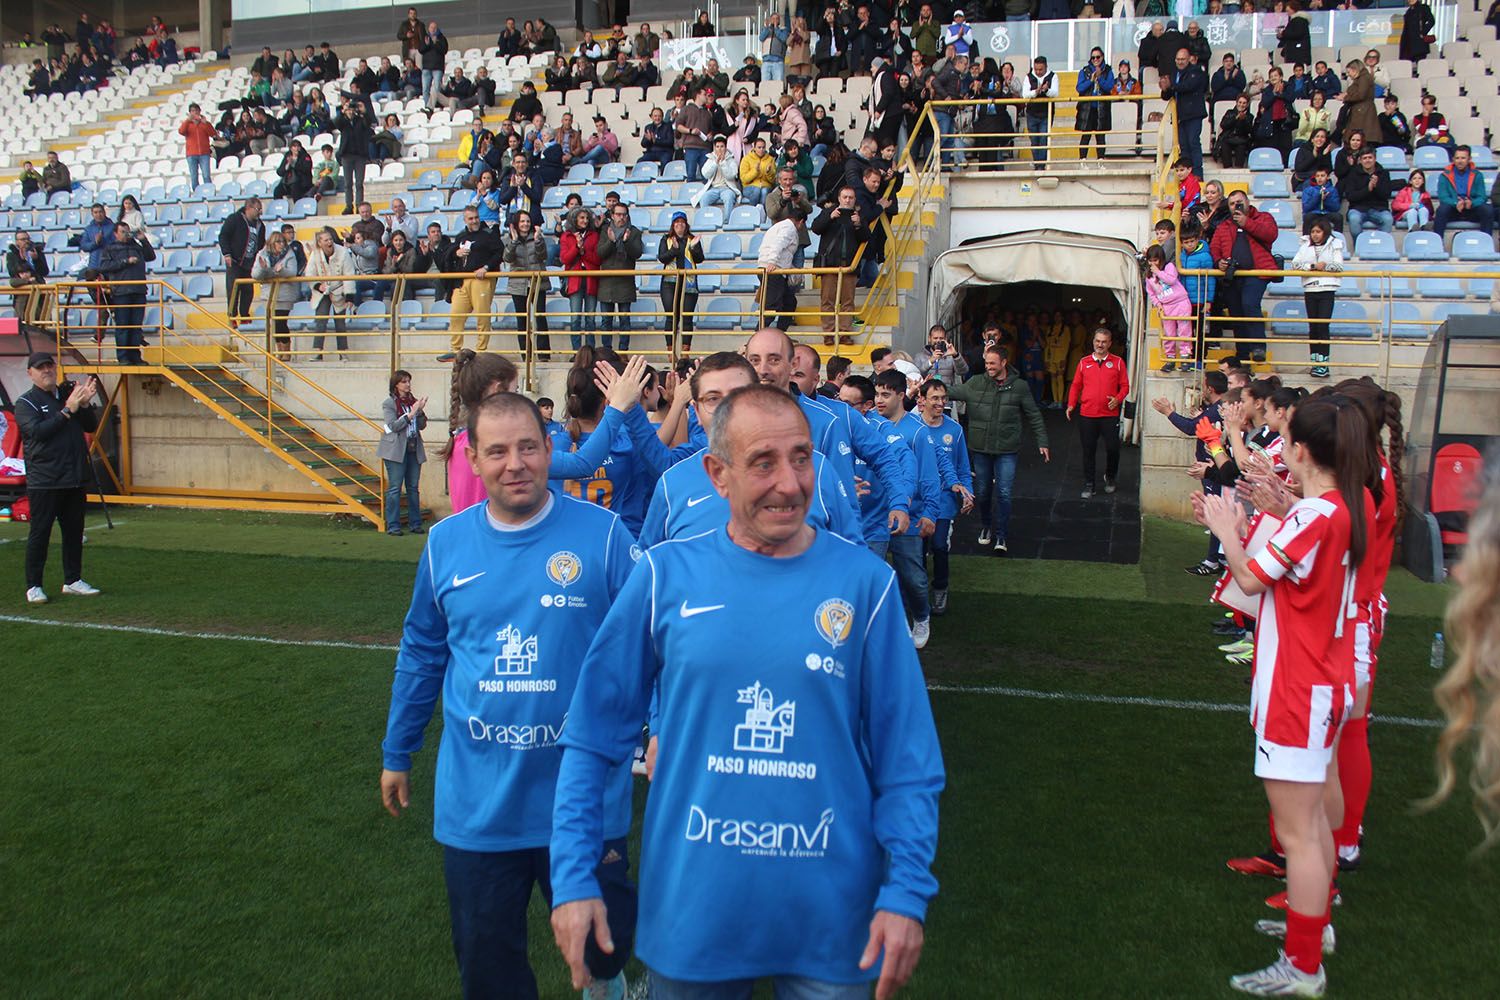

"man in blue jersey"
[550, 384, 944, 999]
[639, 351, 859, 547]
[381, 392, 640, 1000]
[745, 327, 914, 531]
[872, 368, 945, 650]
[915, 379, 974, 615]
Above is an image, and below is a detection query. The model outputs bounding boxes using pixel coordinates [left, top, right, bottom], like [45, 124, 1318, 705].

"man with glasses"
[1208, 190, 1278, 362]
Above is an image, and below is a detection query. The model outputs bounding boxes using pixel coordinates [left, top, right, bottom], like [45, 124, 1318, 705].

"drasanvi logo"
[733, 681, 796, 754]
[546, 550, 582, 587]
[814, 598, 854, 649]
[467, 714, 565, 749]
[684, 804, 835, 856]
[494, 624, 539, 676]
[988, 25, 1012, 53]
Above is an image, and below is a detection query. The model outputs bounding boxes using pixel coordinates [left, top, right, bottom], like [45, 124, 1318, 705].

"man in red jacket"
[1208, 189, 1278, 363]
[1067, 328, 1130, 498]
[178, 103, 216, 192]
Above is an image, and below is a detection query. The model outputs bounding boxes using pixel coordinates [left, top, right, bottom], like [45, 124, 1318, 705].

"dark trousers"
[762, 274, 797, 331]
[1178, 116, 1205, 177]
[226, 263, 254, 325]
[927, 517, 953, 590]
[662, 284, 698, 353]
[26, 486, 87, 589]
[511, 292, 550, 354]
[443, 837, 636, 1000]
[1232, 277, 1268, 358]
[1304, 289, 1334, 359]
[339, 155, 368, 210]
[1078, 414, 1120, 489]
[1203, 478, 1223, 564]
[112, 295, 146, 363]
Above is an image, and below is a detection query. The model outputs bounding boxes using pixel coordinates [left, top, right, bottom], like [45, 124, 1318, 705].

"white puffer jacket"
[1290, 234, 1344, 293]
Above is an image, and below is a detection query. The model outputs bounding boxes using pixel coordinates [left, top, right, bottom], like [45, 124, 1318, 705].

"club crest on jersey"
[814, 598, 854, 649]
[546, 550, 582, 587]
[943, 433, 953, 445]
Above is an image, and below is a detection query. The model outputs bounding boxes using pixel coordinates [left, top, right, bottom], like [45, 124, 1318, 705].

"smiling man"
[380, 392, 640, 1000]
[551, 384, 945, 999]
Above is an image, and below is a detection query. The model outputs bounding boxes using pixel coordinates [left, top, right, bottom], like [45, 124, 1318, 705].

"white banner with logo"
[660, 36, 753, 74]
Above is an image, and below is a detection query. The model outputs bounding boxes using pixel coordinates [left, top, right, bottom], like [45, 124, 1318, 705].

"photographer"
[331, 98, 374, 213]
[96, 221, 155, 364]
[918, 324, 968, 389]
[15, 353, 103, 604]
[810, 186, 869, 342]
[1207, 189, 1278, 363]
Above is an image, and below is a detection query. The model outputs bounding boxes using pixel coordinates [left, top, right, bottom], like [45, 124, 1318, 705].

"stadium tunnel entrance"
[929, 230, 1146, 564]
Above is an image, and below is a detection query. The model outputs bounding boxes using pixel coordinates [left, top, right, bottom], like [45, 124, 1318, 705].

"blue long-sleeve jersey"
[550, 527, 944, 983]
[1168, 398, 1222, 463]
[799, 390, 913, 519]
[638, 446, 859, 548]
[551, 418, 651, 537]
[887, 411, 945, 536]
[907, 412, 972, 520]
[381, 490, 639, 851]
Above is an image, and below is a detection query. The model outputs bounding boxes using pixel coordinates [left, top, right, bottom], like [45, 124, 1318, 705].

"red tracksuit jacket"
[1068, 352, 1130, 418]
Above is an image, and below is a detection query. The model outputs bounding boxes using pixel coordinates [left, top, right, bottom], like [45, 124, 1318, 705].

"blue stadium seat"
[157, 204, 184, 225]
[722, 268, 760, 293]
[629, 162, 660, 182]
[692, 207, 725, 231]
[696, 296, 744, 330]
[291, 198, 317, 218]
[44, 233, 70, 253]
[1251, 174, 1291, 199]
[1452, 232, 1500, 261]
[1471, 275, 1495, 300]
[396, 300, 423, 327]
[286, 301, 316, 331]
[541, 187, 569, 209]
[1375, 147, 1406, 173]
[677, 182, 704, 205]
[187, 203, 214, 224]
[195, 182, 219, 201]
[1430, 302, 1485, 327]
[1416, 272, 1466, 298]
[1470, 146, 1497, 169]
[1369, 261, 1413, 298]
[1248, 148, 1285, 171]
[260, 198, 286, 221]
[194, 248, 223, 269]
[1259, 200, 1296, 229]
[177, 225, 202, 246]
[1266, 274, 1303, 296]
[597, 163, 627, 184]
[347, 300, 388, 330]
[545, 297, 573, 329]
[446, 188, 470, 208]
[1329, 301, 1372, 339]
[416, 300, 451, 330]
[654, 207, 679, 230]
[564, 164, 594, 184]
[661, 161, 687, 181]
[636, 271, 662, 295]
[576, 185, 605, 206]
[24, 192, 46, 208]
[1403, 231, 1447, 260]
[1269, 300, 1307, 336]
[1412, 145, 1451, 170]
[695, 272, 722, 294]
[706, 233, 742, 260]
[1382, 302, 1423, 339]
[2, 193, 23, 209]
[638, 183, 672, 206]
[1354, 231, 1398, 260]
[411, 168, 443, 190]
[243, 180, 270, 198]
[164, 249, 193, 272]
[726, 205, 764, 231]
[185, 275, 214, 300]
[35, 210, 57, 229]
[1271, 231, 1301, 259]
[630, 207, 653, 230]
[631, 299, 659, 328]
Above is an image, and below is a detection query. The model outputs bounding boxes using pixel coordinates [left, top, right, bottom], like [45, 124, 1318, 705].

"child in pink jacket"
[1144, 243, 1194, 371]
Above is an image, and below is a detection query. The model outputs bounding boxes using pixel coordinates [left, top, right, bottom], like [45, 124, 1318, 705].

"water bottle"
[1430, 632, 1445, 671]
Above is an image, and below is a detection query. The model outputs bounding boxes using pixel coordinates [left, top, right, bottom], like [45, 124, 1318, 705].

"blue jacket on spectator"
[1310, 69, 1342, 100]
[1300, 178, 1341, 216]
[79, 217, 115, 270]
[1179, 239, 1216, 306]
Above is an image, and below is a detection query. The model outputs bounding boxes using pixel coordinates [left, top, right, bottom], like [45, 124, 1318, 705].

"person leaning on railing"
[1208, 190, 1278, 364]
[657, 212, 704, 356]
[5, 231, 51, 325]
[811, 187, 870, 343]
[306, 227, 353, 362]
[501, 212, 549, 357]
[251, 230, 299, 361]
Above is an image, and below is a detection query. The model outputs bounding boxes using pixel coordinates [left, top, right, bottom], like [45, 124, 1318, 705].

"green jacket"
[947, 368, 1049, 455]
[912, 22, 942, 59]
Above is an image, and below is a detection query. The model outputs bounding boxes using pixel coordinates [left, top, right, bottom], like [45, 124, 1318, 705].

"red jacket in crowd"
[179, 118, 216, 157]
[1208, 204, 1279, 271]
[1068, 351, 1130, 418]
[558, 227, 601, 297]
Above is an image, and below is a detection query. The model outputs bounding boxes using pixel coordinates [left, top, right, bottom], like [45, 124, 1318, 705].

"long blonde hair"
[1429, 456, 1500, 849]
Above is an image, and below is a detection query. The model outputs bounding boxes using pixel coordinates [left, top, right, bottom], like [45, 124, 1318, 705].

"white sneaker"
[911, 618, 931, 650]
[26, 586, 48, 604]
[977, 527, 992, 546]
[1229, 951, 1326, 996]
[1081, 487, 1095, 499]
[1255, 919, 1337, 955]
[62, 579, 101, 596]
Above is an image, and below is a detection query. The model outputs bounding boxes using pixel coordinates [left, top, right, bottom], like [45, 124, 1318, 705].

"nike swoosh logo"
[680, 601, 725, 618]
[685, 495, 712, 507]
[452, 572, 486, 587]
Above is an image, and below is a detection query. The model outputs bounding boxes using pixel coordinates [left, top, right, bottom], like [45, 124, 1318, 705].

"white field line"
[0, 615, 1446, 730]
[0, 520, 125, 544]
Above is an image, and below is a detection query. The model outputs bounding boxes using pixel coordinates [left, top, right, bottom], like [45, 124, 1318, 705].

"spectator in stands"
[499, 212, 549, 355]
[1290, 217, 1342, 378]
[41, 152, 70, 199]
[697, 136, 741, 211]
[776, 92, 810, 152]
[758, 203, 806, 332]
[603, 51, 635, 92]
[331, 98, 374, 213]
[1301, 165, 1342, 234]
[252, 232, 299, 360]
[496, 17, 521, 58]
[812, 186, 870, 342]
[813, 7, 845, 79]
[6, 232, 50, 324]
[245, 70, 273, 107]
[1434, 146, 1495, 236]
[1209, 53, 1246, 131]
[303, 228, 351, 360]
[691, 11, 715, 37]
[266, 68, 293, 108]
[282, 224, 307, 273]
[739, 137, 777, 208]
[656, 213, 704, 356]
[1294, 90, 1333, 146]
[315, 41, 341, 82]
[633, 22, 660, 59]
[312, 144, 339, 201]
[596, 203, 643, 350]
[676, 89, 715, 180]
[18, 161, 42, 201]
[496, 154, 541, 227]
[117, 196, 148, 245]
[636, 108, 674, 167]
[1210, 189, 1277, 362]
[845, 5, 884, 75]
[1331, 127, 1367, 183]
[579, 116, 619, 167]
[571, 56, 600, 94]
[785, 15, 814, 79]
[1292, 127, 1334, 190]
[635, 54, 662, 91]
[559, 207, 601, 349]
[1020, 56, 1058, 167]
[419, 21, 448, 109]
[767, 168, 815, 269]
[855, 167, 897, 284]
[1217, 94, 1255, 169]
[1413, 95, 1455, 156]
[24, 60, 49, 101]
[1252, 65, 1297, 159]
[178, 104, 216, 191]
[96, 221, 151, 364]
[247, 108, 284, 157]
[1341, 147, 1394, 235]
[1075, 48, 1113, 161]
[380, 230, 423, 303]
[1393, 168, 1434, 230]
[777, 139, 816, 199]
[219, 198, 264, 329]
[1308, 60, 1340, 102]
[1399, 0, 1436, 66]
[370, 114, 403, 164]
[398, 7, 423, 60]
[1378, 94, 1412, 153]
[1279, 3, 1312, 65]
[438, 66, 477, 111]
[290, 44, 317, 83]
[1163, 47, 1208, 178]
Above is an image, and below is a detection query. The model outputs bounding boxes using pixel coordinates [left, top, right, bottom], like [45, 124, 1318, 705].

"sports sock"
[1284, 908, 1326, 975]
[1335, 714, 1372, 850]
[1268, 813, 1283, 856]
